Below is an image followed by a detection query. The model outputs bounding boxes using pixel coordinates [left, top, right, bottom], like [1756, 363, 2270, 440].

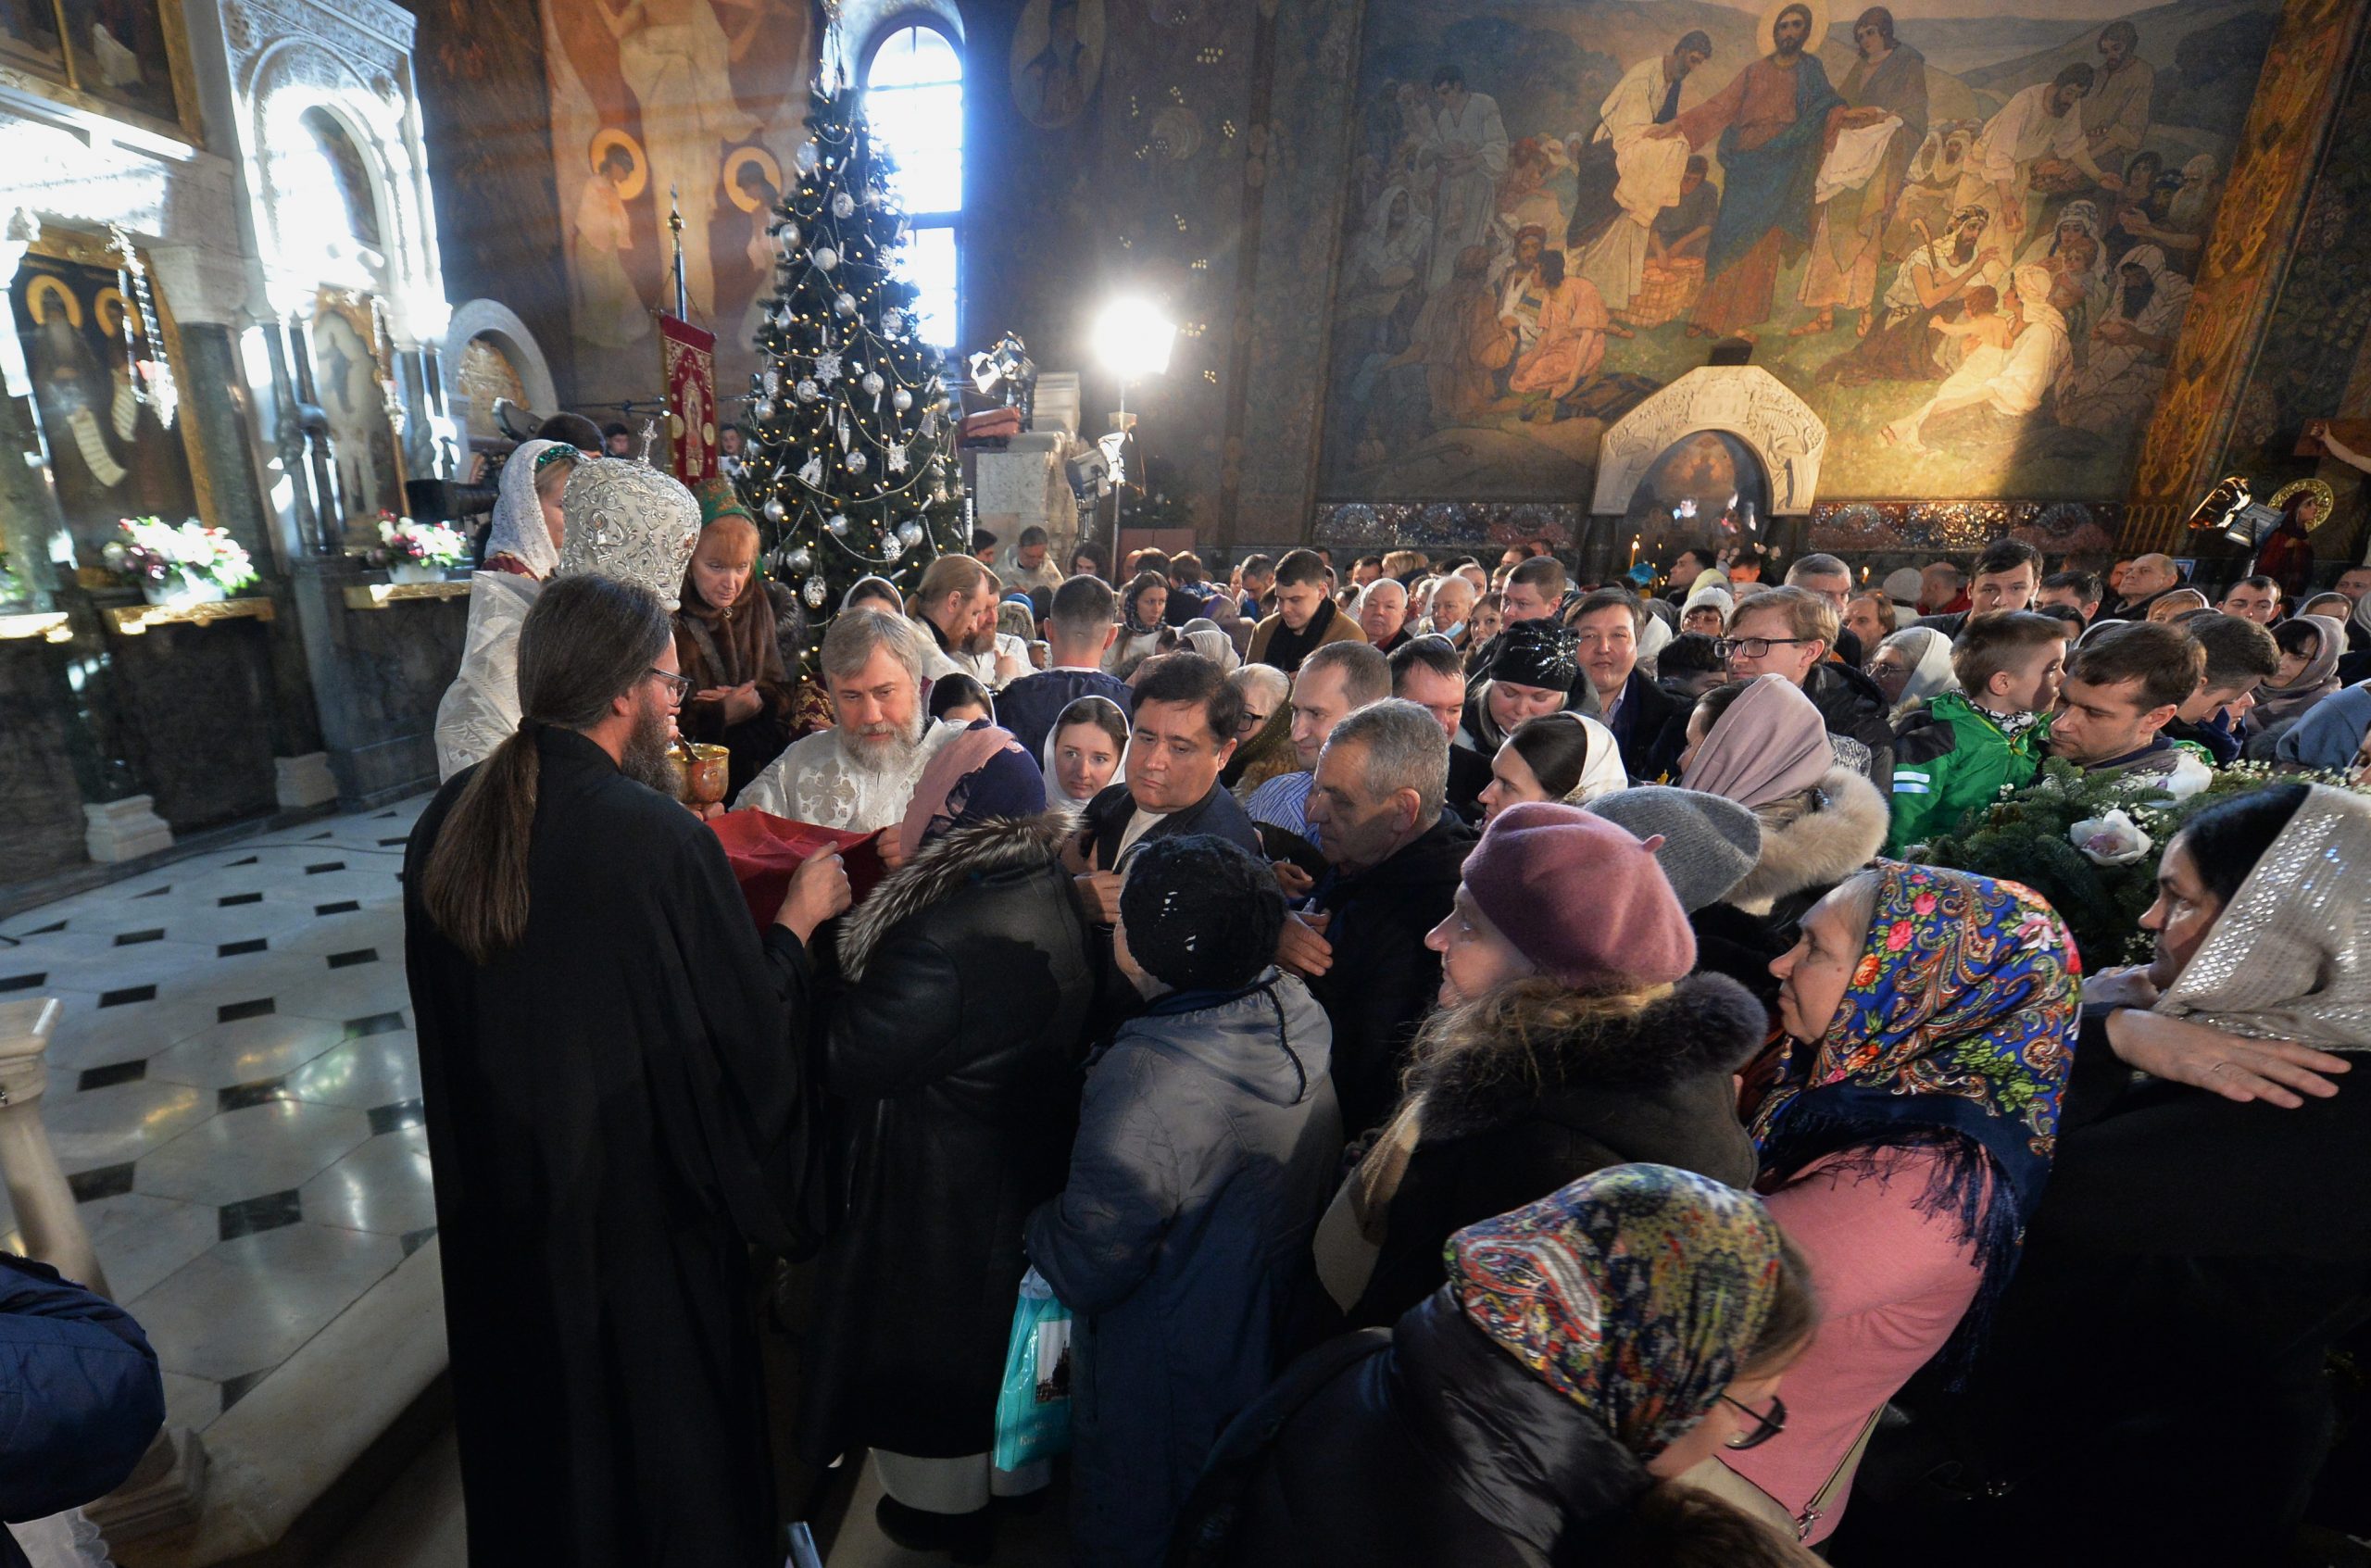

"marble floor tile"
[38, 939, 223, 995]
[275, 909, 404, 959]
[128, 1221, 403, 1382]
[85, 1192, 220, 1301]
[132, 1099, 371, 1206]
[44, 985, 245, 1073]
[44, 1078, 213, 1175]
[279, 1033, 422, 1110]
[157, 1369, 222, 1435]
[261, 869, 408, 910]
[170, 899, 320, 946]
[148, 1012, 349, 1091]
[300, 1128, 435, 1236]
[0, 930, 119, 969]
[289, 967, 415, 1025]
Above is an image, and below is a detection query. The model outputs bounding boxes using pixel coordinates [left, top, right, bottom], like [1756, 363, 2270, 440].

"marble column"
[0, 998, 107, 1294]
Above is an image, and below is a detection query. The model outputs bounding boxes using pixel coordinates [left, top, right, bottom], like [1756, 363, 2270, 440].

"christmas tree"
[738, 83, 964, 656]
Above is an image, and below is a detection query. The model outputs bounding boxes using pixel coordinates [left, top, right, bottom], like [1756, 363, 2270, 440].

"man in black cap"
[1457, 618, 1580, 758]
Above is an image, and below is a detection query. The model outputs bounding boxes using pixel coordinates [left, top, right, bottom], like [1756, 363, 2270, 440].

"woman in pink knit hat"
[1317, 800, 1768, 1330]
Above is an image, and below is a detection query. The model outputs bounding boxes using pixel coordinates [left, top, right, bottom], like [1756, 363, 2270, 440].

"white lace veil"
[485, 439, 568, 579]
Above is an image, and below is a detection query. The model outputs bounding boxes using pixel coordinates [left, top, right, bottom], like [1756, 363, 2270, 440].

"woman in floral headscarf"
[796, 721, 1098, 1553]
[1176, 1164, 1822, 1567]
[1720, 862, 2076, 1544]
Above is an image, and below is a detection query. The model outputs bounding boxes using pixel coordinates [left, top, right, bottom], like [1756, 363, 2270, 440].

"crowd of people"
[382, 463, 2371, 1568]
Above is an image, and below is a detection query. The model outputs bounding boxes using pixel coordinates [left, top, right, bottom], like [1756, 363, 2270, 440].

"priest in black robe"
[404, 571, 850, 1568]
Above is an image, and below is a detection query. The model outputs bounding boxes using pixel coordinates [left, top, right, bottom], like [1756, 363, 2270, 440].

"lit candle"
[1629, 534, 1640, 568]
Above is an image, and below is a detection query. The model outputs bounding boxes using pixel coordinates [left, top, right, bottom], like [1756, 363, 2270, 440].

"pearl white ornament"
[827, 513, 849, 535]
[786, 546, 812, 572]
[763, 496, 786, 522]
[780, 220, 801, 248]
[834, 292, 857, 315]
[847, 450, 868, 474]
[897, 521, 923, 547]
[814, 245, 839, 270]
[861, 370, 885, 395]
[892, 386, 913, 412]
[832, 192, 855, 218]
[795, 379, 820, 402]
[753, 397, 776, 420]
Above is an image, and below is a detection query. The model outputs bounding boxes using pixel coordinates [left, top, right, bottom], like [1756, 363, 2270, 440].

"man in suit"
[1571, 588, 1689, 782]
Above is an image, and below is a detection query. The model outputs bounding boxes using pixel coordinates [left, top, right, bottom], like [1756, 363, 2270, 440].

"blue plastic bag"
[992, 1267, 1074, 1472]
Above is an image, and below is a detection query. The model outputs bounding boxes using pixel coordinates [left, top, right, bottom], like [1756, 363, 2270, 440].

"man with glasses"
[1721, 585, 1894, 788]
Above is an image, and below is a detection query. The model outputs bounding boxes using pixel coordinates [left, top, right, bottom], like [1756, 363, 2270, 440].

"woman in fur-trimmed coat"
[1690, 765, 1890, 1018]
[794, 808, 1098, 1496]
[1345, 972, 1767, 1329]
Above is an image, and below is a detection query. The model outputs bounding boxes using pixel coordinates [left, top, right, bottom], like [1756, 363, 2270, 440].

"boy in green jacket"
[1887, 611, 2073, 853]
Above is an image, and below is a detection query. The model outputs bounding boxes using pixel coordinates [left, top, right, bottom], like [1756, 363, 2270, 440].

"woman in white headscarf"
[1040, 696, 1129, 811]
[1947, 783, 2371, 1563]
[481, 439, 576, 581]
[1180, 618, 1241, 674]
[1867, 626, 1959, 721]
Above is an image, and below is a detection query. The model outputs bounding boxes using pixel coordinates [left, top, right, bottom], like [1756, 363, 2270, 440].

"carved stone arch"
[444, 299, 560, 420]
[1590, 367, 1828, 518]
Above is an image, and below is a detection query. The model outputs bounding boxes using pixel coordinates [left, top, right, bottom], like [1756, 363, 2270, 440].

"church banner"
[660, 314, 717, 487]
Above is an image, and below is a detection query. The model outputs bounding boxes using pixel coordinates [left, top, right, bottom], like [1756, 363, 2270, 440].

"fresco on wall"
[1010, 0, 1105, 129]
[1319, 0, 2282, 506]
[538, 0, 813, 407]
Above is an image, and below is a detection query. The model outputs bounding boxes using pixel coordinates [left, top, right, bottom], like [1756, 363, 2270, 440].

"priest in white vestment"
[735, 610, 957, 832]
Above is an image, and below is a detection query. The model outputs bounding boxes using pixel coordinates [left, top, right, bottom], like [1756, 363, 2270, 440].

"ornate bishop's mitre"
[556, 457, 702, 609]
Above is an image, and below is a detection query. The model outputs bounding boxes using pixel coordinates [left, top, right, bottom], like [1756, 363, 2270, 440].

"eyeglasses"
[646, 667, 692, 704]
[1720, 1392, 1788, 1449]
[1714, 636, 1814, 660]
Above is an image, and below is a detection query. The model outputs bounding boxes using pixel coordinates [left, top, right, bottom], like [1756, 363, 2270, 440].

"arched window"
[863, 22, 962, 353]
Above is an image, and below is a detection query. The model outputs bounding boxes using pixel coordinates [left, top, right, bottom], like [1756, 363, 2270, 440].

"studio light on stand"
[1091, 297, 1175, 571]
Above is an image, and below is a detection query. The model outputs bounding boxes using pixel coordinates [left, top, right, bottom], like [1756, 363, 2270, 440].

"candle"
[1629, 534, 1640, 568]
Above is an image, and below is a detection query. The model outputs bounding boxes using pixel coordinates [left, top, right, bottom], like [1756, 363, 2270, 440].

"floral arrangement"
[99, 516, 257, 596]
[367, 514, 468, 570]
[1912, 757, 2367, 969]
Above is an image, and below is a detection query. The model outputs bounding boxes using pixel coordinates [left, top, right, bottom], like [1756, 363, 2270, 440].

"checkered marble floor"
[0, 794, 433, 1438]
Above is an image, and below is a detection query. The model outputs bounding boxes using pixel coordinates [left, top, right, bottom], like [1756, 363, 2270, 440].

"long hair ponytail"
[422, 575, 672, 963]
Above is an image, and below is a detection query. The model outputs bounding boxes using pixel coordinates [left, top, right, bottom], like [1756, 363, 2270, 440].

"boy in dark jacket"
[1026, 836, 1343, 1567]
[1888, 611, 2070, 853]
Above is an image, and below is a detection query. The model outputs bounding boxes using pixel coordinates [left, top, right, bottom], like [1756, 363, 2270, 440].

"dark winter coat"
[1024, 972, 1343, 1567]
[1800, 659, 1897, 793]
[1725, 764, 1890, 948]
[406, 726, 821, 1568]
[1307, 817, 1480, 1138]
[0, 1254, 162, 1542]
[1598, 666, 1691, 783]
[796, 811, 1097, 1465]
[1176, 1290, 1654, 1568]
[1933, 1008, 2371, 1565]
[1445, 743, 1494, 820]
[1349, 975, 1766, 1329]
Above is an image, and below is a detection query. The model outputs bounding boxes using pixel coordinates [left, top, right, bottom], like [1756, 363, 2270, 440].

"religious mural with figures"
[536, 0, 813, 410]
[1319, 0, 2283, 509]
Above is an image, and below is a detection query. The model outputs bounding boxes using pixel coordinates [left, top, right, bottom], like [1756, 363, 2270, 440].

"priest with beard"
[735, 609, 960, 837]
[405, 574, 852, 1568]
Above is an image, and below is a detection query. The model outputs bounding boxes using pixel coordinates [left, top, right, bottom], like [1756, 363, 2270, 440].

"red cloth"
[708, 811, 884, 930]
[960, 407, 1023, 444]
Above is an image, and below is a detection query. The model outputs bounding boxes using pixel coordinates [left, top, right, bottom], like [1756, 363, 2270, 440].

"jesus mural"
[1646, 3, 1841, 338]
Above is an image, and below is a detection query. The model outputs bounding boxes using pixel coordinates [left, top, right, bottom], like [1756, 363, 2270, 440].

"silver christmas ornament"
[803, 577, 826, 609]
[832, 191, 855, 218]
[826, 513, 849, 535]
[884, 535, 905, 561]
[880, 308, 905, 335]
[814, 245, 839, 271]
[815, 351, 843, 384]
[847, 450, 868, 474]
[763, 368, 780, 395]
[763, 496, 786, 522]
[897, 521, 923, 547]
[786, 546, 812, 572]
[795, 143, 819, 172]
[892, 386, 913, 411]
[861, 370, 885, 395]
[753, 396, 776, 420]
[795, 378, 820, 402]
[834, 292, 857, 316]
[780, 220, 801, 248]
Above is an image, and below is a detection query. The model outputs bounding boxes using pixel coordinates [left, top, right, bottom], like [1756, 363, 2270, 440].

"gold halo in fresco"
[1761, 0, 1828, 57]
[95, 287, 127, 337]
[2269, 478, 2339, 531]
[589, 128, 649, 201]
[724, 146, 784, 212]
[26, 275, 81, 327]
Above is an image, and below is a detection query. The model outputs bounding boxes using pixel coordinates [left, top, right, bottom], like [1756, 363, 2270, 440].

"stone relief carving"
[1589, 367, 1828, 518]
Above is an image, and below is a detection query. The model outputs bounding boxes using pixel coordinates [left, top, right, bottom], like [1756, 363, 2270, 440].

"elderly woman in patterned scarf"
[1719, 862, 2076, 1546]
[1919, 783, 2371, 1564]
[1176, 1164, 1822, 1566]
